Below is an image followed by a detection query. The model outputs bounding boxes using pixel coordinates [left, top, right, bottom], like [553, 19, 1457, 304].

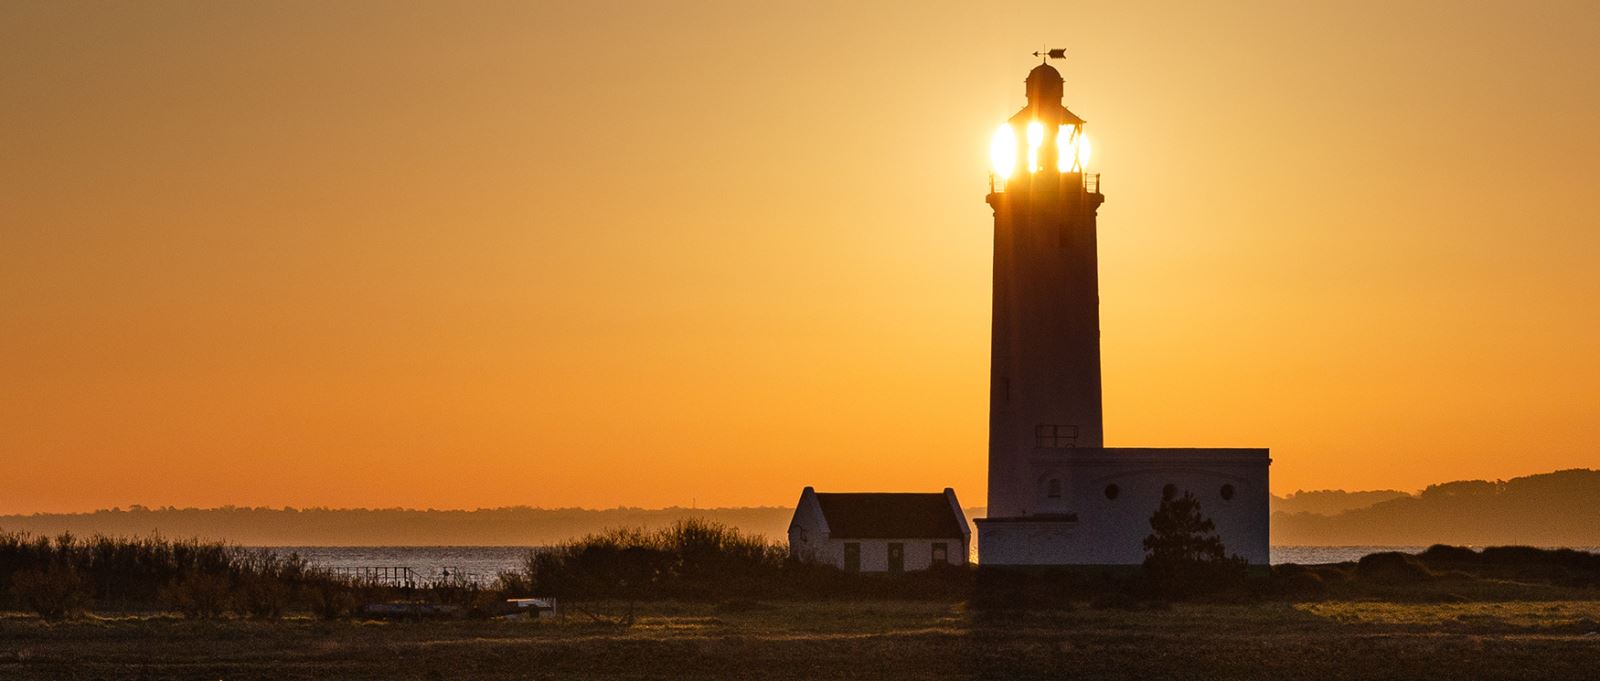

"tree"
[1142, 491, 1246, 597]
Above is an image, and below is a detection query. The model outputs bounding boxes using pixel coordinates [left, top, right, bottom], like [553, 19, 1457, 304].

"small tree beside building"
[1142, 491, 1248, 597]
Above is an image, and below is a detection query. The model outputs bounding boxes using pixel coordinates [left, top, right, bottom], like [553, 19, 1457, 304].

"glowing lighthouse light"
[1057, 124, 1075, 172]
[1025, 120, 1044, 172]
[989, 124, 1017, 180]
[1056, 124, 1091, 172]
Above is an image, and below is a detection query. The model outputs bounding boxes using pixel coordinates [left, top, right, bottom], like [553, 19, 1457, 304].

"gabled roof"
[813, 492, 966, 540]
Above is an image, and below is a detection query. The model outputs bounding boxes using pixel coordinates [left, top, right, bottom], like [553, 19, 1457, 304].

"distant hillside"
[1271, 489, 1409, 516]
[1272, 469, 1600, 546]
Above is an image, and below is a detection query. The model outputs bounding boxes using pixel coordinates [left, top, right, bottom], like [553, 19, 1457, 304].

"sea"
[258, 545, 1593, 585]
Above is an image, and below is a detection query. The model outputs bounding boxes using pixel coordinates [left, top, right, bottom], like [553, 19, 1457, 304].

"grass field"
[4, 598, 1599, 680]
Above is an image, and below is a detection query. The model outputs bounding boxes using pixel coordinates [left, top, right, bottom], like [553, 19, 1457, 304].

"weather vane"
[1032, 47, 1067, 63]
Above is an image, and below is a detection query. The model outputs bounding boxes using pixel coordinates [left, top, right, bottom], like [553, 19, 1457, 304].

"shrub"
[306, 582, 358, 620]
[163, 572, 233, 619]
[1419, 544, 1479, 566]
[9, 565, 91, 620]
[1269, 564, 1327, 599]
[233, 572, 290, 619]
[1141, 492, 1248, 598]
[1356, 552, 1434, 584]
[525, 519, 785, 600]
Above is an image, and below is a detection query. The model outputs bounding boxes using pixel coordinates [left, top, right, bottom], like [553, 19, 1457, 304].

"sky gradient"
[3, 1, 1598, 513]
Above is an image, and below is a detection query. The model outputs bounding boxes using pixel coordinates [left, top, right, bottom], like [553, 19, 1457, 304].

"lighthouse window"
[1047, 479, 1062, 498]
[1162, 483, 1177, 501]
[1220, 484, 1236, 501]
[1035, 424, 1078, 448]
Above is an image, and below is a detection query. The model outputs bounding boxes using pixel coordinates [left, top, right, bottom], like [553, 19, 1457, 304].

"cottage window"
[1047, 479, 1062, 498]
[932, 542, 949, 564]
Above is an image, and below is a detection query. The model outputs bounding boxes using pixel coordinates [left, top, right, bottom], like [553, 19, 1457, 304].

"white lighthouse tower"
[975, 57, 1272, 566]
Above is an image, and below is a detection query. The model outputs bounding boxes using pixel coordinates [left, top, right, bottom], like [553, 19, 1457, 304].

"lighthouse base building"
[972, 59, 1270, 567]
[974, 448, 1269, 566]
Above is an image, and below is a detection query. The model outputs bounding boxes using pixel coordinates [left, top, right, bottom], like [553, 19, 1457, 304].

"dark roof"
[813, 492, 965, 540]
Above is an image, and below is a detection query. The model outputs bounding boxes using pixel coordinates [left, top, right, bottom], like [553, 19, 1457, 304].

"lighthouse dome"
[1025, 63, 1064, 103]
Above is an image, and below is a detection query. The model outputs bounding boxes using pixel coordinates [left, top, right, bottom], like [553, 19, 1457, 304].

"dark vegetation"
[1141, 491, 1248, 598]
[512, 519, 971, 603]
[0, 531, 485, 621]
[6, 515, 1600, 624]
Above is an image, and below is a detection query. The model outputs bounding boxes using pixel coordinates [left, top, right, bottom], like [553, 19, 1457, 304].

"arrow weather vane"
[1033, 47, 1067, 63]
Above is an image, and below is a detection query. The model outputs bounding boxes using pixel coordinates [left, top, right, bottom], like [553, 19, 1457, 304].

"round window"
[1103, 484, 1120, 500]
[1220, 484, 1236, 501]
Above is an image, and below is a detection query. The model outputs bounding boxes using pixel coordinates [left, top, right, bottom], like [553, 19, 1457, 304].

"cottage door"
[887, 543, 904, 574]
[844, 543, 861, 573]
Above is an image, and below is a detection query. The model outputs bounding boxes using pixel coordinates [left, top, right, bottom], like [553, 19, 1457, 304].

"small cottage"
[788, 487, 969, 573]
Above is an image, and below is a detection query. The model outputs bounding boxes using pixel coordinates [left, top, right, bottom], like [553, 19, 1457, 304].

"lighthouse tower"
[975, 58, 1272, 567]
[985, 62, 1105, 520]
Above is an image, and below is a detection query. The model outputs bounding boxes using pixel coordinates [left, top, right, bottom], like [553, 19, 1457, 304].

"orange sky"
[3, 1, 1598, 514]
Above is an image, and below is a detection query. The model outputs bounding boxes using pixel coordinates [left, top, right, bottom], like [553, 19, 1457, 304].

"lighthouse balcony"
[988, 171, 1101, 196]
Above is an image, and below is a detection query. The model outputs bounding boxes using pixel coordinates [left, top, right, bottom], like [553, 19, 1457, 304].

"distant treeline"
[1270, 489, 1410, 516]
[6, 469, 1598, 547]
[0, 507, 804, 547]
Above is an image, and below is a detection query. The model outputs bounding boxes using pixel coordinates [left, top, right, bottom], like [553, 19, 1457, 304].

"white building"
[788, 487, 969, 573]
[974, 60, 1270, 567]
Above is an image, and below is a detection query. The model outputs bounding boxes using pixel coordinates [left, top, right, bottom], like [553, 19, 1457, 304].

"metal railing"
[326, 566, 493, 587]
[988, 171, 1101, 195]
[1082, 172, 1100, 194]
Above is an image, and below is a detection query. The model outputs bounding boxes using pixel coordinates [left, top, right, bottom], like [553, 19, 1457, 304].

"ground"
[2, 599, 1599, 680]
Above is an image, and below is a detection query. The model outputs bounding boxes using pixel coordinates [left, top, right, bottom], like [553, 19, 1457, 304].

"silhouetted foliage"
[1142, 492, 1247, 598]
[524, 518, 971, 601]
[1356, 552, 1435, 584]
[0, 530, 454, 619]
[164, 572, 233, 619]
[9, 564, 91, 620]
[526, 519, 788, 600]
[1266, 563, 1332, 599]
[1409, 544, 1600, 587]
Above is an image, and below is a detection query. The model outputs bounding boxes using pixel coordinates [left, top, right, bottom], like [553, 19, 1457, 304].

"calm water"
[260, 545, 1593, 584]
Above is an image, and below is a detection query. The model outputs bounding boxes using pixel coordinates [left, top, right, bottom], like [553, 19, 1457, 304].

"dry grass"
[2, 598, 1598, 680]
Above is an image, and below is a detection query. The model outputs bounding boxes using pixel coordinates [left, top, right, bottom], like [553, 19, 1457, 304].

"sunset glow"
[3, 1, 1599, 514]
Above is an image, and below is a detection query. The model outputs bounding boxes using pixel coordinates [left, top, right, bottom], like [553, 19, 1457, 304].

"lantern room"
[988, 63, 1093, 191]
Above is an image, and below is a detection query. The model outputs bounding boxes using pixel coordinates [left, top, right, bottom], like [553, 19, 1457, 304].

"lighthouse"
[985, 62, 1106, 520]
[975, 58, 1272, 566]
